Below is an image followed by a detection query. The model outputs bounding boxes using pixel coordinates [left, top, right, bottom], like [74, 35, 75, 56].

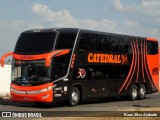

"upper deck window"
[14, 32, 56, 54]
[78, 32, 131, 53]
[55, 31, 77, 50]
[147, 40, 158, 55]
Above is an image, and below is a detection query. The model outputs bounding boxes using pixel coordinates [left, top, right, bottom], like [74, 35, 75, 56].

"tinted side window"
[78, 33, 132, 53]
[90, 34, 98, 51]
[95, 35, 107, 51]
[123, 37, 132, 53]
[94, 65, 107, 79]
[78, 33, 96, 51]
[106, 65, 129, 79]
[55, 32, 77, 49]
[109, 36, 131, 53]
[78, 33, 109, 52]
[147, 41, 158, 55]
[78, 33, 91, 51]
[110, 36, 119, 52]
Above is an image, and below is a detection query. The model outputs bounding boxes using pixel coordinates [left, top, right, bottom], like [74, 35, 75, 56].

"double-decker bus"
[0, 28, 159, 106]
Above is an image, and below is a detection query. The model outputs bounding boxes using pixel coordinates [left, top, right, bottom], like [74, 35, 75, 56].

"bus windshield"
[11, 59, 50, 85]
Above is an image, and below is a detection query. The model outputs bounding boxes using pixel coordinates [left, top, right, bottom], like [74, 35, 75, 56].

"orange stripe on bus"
[141, 40, 145, 82]
[147, 38, 158, 42]
[13, 53, 50, 60]
[136, 40, 139, 82]
[118, 40, 135, 94]
[125, 40, 137, 90]
[0, 52, 13, 67]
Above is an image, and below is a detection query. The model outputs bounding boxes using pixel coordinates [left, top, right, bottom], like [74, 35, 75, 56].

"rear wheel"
[138, 84, 146, 100]
[129, 84, 138, 100]
[69, 87, 80, 106]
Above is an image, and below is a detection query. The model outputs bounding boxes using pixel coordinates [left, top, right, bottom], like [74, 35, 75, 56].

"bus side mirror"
[0, 52, 13, 67]
[45, 49, 70, 67]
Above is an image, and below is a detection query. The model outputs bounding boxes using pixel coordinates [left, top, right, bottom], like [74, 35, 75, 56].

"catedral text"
[88, 53, 122, 64]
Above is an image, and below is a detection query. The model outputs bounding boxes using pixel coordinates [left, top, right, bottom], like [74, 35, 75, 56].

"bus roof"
[23, 28, 79, 33]
[22, 28, 156, 40]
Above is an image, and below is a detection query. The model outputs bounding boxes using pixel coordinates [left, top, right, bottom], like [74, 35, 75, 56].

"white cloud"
[112, 0, 160, 18]
[111, 0, 160, 38]
[32, 3, 77, 27]
[0, 20, 24, 30]
[31, 3, 160, 39]
[0, 2, 160, 57]
[112, 0, 123, 11]
[0, 20, 44, 31]
[31, 3, 117, 32]
[0, 4, 119, 56]
[124, 20, 140, 28]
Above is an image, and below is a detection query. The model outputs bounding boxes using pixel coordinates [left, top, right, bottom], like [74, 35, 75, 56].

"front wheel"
[69, 87, 80, 106]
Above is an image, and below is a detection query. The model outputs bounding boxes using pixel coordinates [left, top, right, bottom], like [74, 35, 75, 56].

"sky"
[0, 0, 160, 56]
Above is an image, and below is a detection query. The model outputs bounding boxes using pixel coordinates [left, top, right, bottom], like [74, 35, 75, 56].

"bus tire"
[138, 84, 146, 100]
[69, 87, 80, 106]
[129, 84, 138, 100]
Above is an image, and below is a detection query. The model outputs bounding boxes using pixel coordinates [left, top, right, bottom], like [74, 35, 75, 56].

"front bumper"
[10, 82, 54, 102]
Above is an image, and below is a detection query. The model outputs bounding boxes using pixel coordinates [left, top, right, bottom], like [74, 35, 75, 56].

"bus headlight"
[10, 85, 56, 95]
[41, 86, 52, 92]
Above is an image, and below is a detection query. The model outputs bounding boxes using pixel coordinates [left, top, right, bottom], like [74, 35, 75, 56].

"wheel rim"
[71, 91, 78, 104]
[132, 88, 137, 98]
[140, 87, 145, 97]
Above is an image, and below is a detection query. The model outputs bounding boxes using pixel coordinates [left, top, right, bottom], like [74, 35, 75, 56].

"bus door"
[89, 65, 107, 98]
